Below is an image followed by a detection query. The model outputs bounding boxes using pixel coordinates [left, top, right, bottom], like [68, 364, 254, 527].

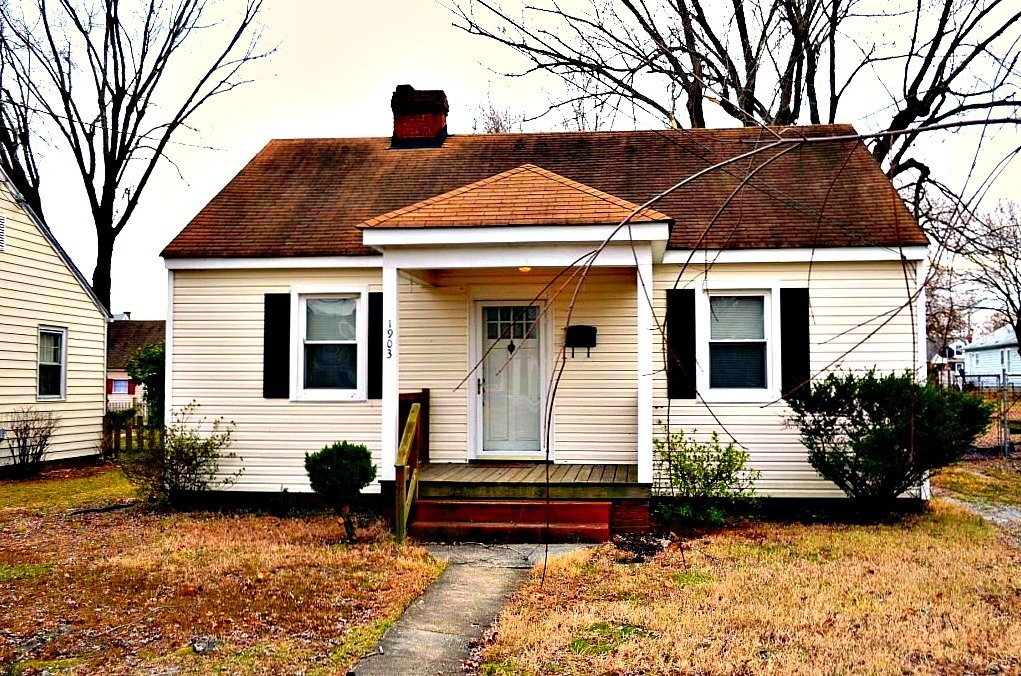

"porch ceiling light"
[518, 266, 532, 273]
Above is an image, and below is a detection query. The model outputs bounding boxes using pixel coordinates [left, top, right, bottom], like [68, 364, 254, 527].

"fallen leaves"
[0, 466, 441, 674]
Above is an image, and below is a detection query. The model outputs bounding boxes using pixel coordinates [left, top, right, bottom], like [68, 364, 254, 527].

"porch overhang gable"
[363, 222, 672, 263]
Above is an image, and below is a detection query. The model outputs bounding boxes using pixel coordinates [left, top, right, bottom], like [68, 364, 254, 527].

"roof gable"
[0, 168, 110, 318]
[360, 164, 671, 229]
[163, 125, 927, 258]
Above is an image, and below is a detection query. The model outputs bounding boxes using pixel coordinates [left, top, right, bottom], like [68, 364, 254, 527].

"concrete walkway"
[353, 544, 587, 675]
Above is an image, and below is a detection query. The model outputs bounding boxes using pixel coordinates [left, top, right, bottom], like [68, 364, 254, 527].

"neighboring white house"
[963, 325, 1021, 386]
[0, 170, 109, 465]
[160, 86, 928, 532]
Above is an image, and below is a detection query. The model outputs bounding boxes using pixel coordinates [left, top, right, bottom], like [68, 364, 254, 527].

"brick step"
[413, 499, 611, 524]
[409, 520, 611, 543]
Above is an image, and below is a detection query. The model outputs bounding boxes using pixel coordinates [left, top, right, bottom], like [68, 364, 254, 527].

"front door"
[477, 303, 544, 457]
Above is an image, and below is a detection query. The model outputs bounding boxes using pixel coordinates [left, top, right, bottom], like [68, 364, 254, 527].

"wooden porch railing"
[395, 389, 429, 543]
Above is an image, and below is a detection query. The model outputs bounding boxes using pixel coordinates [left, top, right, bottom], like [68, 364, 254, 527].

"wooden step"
[414, 499, 611, 524]
[409, 520, 611, 543]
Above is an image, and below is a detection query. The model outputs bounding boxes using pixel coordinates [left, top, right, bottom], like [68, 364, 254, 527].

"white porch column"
[381, 262, 399, 481]
[636, 246, 654, 484]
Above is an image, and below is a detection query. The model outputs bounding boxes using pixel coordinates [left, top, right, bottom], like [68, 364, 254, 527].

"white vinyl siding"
[0, 183, 106, 464]
[399, 267, 638, 465]
[170, 268, 383, 492]
[653, 260, 919, 498]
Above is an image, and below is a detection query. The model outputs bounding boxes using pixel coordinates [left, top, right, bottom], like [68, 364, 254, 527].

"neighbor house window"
[708, 294, 768, 389]
[296, 293, 366, 400]
[38, 327, 67, 399]
[112, 379, 130, 394]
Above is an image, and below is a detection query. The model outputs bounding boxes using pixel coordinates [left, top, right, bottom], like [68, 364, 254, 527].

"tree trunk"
[92, 228, 114, 311]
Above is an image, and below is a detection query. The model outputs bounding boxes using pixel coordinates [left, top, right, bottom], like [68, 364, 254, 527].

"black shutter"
[666, 288, 697, 399]
[263, 293, 291, 398]
[368, 292, 383, 399]
[780, 288, 811, 397]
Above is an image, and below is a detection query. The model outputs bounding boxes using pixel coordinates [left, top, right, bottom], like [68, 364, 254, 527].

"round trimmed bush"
[305, 441, 376, 538]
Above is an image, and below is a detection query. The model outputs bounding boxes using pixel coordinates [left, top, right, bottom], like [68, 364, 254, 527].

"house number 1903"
[386, 320, 393, 359]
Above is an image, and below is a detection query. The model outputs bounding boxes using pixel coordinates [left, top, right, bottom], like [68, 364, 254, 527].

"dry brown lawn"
[0, 465, 441, 675]
[933, 456, 1021, 506]
[480, 501, 1021, 675]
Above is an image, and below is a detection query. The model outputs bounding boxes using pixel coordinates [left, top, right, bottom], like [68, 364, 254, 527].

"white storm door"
[478, 303, 544, 456]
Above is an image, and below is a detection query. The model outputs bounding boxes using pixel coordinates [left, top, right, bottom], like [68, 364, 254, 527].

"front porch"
[409, 461, 651, 542]
[417, 461, 648, 499]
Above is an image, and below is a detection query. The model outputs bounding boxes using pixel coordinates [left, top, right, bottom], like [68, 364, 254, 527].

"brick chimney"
[391, 84, 448, 148]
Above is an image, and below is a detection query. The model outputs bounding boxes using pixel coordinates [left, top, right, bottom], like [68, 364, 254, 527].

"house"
[963, 326, 1021, 387]
[0, 169, 109, 466]
[160, 85, 928, 539]
[927, 337, 966, 388]
[107, 319, 165, 412]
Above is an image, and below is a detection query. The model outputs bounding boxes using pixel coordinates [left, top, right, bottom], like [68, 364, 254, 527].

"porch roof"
[358, 164, 671, 229]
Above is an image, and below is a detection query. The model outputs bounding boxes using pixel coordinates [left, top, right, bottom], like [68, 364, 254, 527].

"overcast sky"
[33, 0, 1021, 320]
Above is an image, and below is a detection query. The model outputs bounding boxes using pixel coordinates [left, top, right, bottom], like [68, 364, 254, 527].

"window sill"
[36, 395, 66, 403]
[698, 388, 781, 405]
[292, 390, 366, 403]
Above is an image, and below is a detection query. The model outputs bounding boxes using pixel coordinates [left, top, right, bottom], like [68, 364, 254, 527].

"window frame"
[37, 325, 68, 401]
[290, 286, 369, 402]
[695, 284, 780, 404]
[111, 379, 130, 394]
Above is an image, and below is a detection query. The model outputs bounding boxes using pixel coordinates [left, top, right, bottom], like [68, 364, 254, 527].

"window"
[38, 327, 66, 399]
[708, 295, 767, 389]
[112, 379, 130, 394]
[296, 292, 367, 400]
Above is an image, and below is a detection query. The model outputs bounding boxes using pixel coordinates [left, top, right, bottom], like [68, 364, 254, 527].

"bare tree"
[926, 260, 973, 350]
[474, 99, 524, 133]
[0, 0, 268, 309]
[452, 0, 1021, 216]
[951, 202, 1021, 355]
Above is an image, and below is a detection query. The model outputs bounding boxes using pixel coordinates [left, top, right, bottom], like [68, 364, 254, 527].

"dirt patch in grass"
[933, 456, 1021, 506]
[0, 472, 442, 674]
[479, 501, 1021, 675]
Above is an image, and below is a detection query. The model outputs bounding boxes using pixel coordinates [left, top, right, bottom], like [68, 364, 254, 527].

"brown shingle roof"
[360, 164, 672, 228]
[162, 125, 926, 258]
[108, 320, 165, 369]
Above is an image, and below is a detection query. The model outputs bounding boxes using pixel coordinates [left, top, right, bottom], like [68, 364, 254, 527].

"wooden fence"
[102, 416, 163, 455]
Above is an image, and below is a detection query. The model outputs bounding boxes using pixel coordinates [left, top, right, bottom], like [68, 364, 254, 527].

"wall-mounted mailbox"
[565, 324, 597, 357]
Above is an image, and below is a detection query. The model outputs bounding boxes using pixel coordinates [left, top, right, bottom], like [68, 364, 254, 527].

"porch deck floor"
[417, 462, 649, 500]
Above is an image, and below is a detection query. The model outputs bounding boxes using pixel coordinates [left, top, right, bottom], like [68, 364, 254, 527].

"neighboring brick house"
[107, 320, 165, 411]
[159, 85, 928, 540]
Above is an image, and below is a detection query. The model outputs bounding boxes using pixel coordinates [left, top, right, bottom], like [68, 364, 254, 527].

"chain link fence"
[956, 373, 1021, 456]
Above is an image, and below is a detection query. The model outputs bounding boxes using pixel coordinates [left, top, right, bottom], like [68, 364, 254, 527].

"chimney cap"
[391, 84, 448, 115]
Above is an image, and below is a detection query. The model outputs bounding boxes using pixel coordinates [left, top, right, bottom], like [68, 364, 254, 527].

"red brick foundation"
[609, 499, 652, 535]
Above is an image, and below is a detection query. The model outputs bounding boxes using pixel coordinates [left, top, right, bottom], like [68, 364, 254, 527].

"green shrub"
[2, 407, 58, 478]
[654, 423, 760, 526]
[105, 407, 138, 425]
[305, 441, 376, 540]
[786, 370, 994, 507]
[116, 402, 239, 505]
[126, 341, 165, 426]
